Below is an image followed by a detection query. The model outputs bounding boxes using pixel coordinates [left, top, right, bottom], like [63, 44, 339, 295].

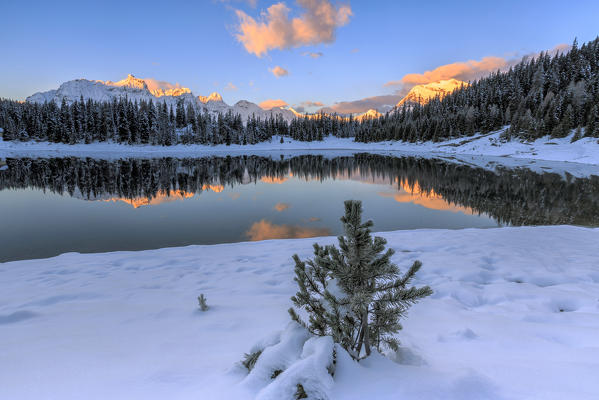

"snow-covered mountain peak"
[100, 74, 148, 91]
[198, 92, 223, 103]
[356, 109, 383, 121]
[397, 79, 467, 107]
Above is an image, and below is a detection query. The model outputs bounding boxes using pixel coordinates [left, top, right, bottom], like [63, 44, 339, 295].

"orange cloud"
[385, 56, 508, 88]
[274, 202, 290, 211]
[246, 219, 330, 241]
[235, 0, 352, 57]
[269, 65, 289, 78]
[259, 99, 289, 110]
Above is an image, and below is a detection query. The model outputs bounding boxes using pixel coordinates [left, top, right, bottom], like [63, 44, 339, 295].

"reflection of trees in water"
[1, 155, 598, 227]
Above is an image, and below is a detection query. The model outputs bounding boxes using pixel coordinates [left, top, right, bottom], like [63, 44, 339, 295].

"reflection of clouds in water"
[228, 193, 241, 200]
[246, 220, 330, 241]
[274, 202, 290, 212]
[378, 191, 474, 214]
[308, 217, 321, 222]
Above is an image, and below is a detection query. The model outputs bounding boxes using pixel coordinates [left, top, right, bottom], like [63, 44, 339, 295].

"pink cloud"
[269, 65, 289, 78]
[234, 0, 352, 57]
[259, 99, 289, 109]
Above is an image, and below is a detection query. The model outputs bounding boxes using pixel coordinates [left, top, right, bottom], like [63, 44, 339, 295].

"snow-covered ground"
[2, 226, 598, 399]
[1, 129, 599, 165]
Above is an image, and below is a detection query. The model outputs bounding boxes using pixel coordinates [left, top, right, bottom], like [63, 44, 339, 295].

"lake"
[1, 154, 598, 262]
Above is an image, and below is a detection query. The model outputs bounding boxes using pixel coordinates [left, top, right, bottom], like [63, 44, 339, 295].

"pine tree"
[289, 200, 432, 359]
[176, 99, 186, 129]
[587, 104, 599, 137]
[117, 100, 130, 143]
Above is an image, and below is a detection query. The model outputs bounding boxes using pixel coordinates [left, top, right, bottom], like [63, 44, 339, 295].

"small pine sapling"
[198, 294, 209, 311]
[289, 200, 432, 359]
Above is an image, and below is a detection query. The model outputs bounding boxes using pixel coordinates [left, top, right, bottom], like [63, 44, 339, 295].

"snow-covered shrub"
[289, 200, 432, 359]
[240, 322, 335, 400]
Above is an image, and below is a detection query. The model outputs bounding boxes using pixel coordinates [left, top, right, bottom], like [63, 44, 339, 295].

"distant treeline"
[0, 93, 363, 145]
[1, 155, 598, 226]
[1, 37, 598, 144]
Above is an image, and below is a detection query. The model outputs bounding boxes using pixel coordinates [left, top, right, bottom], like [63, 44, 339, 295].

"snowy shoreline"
[1, 129, 599, 165]
[2, 226, 598, 399]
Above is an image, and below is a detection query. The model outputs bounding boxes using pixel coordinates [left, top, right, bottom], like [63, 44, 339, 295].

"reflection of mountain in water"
[1, 155, 598, 226]
[102, 189, 195, 208]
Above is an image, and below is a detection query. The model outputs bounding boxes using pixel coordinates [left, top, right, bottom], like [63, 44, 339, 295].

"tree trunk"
[362, 310, 371, 357]
[355, 325, 365, 356]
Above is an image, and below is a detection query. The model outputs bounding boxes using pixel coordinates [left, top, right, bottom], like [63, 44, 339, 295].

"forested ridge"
[1, 37, 598, 145]
[354, 37, 599, 142]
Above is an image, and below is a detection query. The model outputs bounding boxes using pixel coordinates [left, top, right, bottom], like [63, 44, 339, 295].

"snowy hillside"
[1, 226, 598, 399]
[26, 74, 297, 123]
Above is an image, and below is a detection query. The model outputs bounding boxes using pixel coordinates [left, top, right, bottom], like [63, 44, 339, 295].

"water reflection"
[0, 154, 597, 261]
[103, 189, 196, 208]
[379, 181, 475, 215]
[1, 155, 597, 226]
[246, 220, 331, 241]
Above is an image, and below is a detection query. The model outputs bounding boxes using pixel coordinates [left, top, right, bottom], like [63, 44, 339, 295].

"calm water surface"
[1, 154, 598, 262]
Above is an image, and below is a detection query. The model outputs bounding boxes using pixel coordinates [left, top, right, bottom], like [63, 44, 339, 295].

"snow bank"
[1, 226, 599, 399]
[1, 129, 599, 165]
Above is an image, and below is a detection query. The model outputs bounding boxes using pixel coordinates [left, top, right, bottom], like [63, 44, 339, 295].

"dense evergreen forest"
[1, 155, 597, 226]
[1, 37, 598, 145]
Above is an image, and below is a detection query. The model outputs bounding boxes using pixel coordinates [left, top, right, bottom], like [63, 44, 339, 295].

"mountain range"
[26, 74, 467, 122]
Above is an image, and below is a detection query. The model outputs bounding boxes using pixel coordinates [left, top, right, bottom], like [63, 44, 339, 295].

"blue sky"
[1, 0, 598, 112]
